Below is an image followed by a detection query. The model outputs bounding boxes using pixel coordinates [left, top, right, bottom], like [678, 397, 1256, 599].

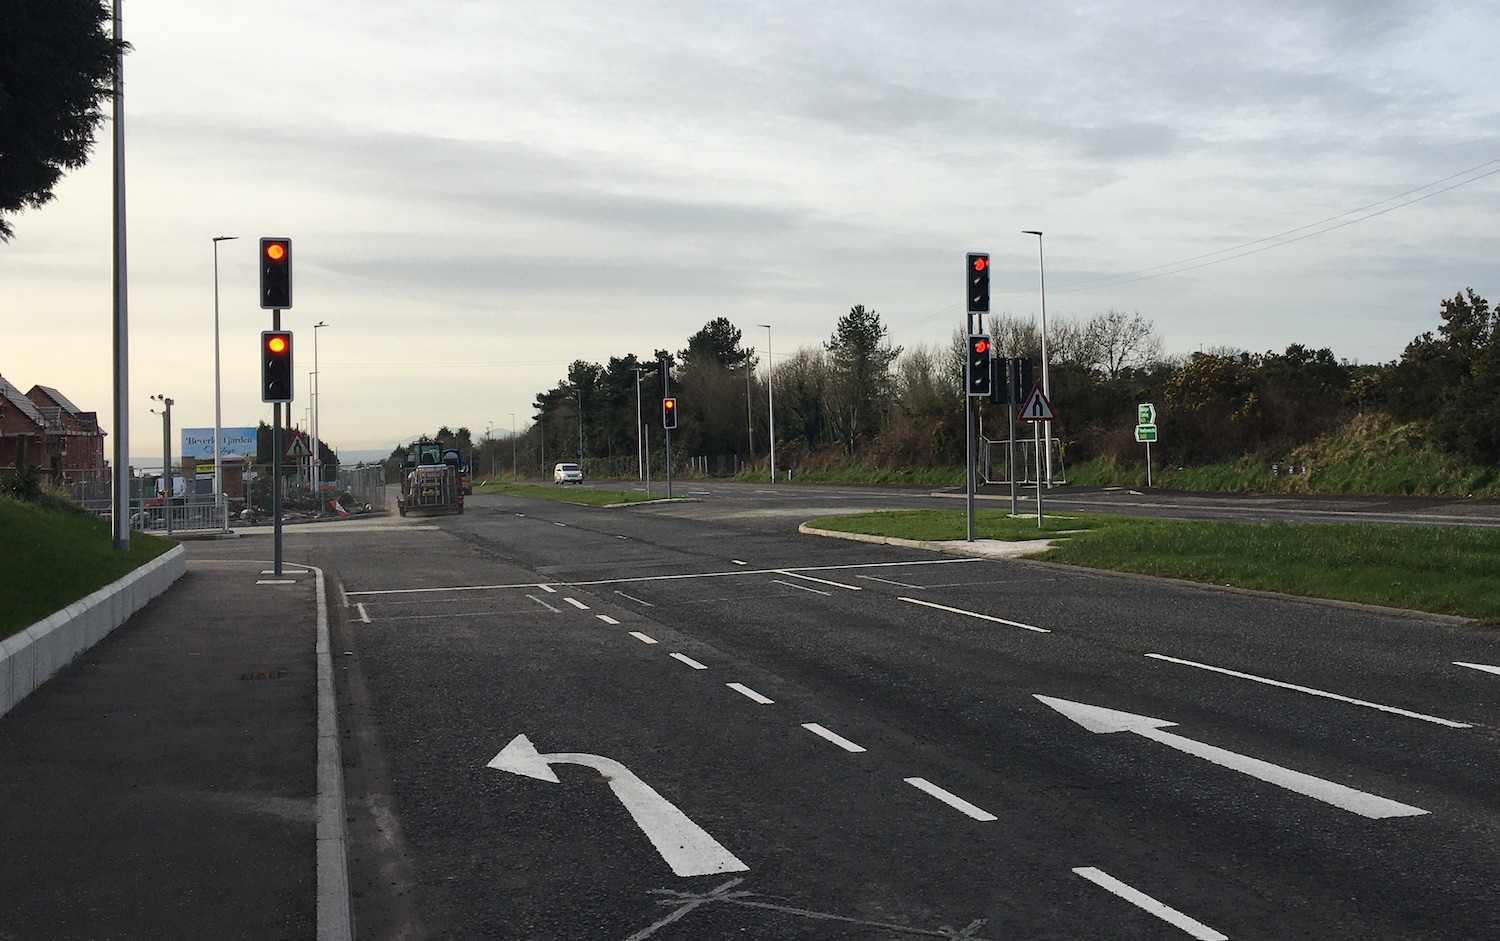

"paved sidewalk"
[0, 557, 325, 940]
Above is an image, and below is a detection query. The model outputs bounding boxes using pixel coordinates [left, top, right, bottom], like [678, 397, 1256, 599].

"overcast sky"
[4, 0, 1498, 457]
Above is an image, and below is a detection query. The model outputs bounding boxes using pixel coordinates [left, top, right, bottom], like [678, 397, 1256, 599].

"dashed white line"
[538, 584, 557, 593]
[615, 590, 654, 607]
[670, 653, 708, 670]
[629, 632, 659, 645]
[902, 778, 997, 822]
[355, 603, 371, 624]
[1456, 661, 1500, 677]
[727, 683, 774, 704]
[801, 723, 866, 753]
[772, 579, 831, 596]
[731, 560, 748, 566]
[1073, 867, 1227, 941]
[554, 521, 567, 527]
[564, 597, 589, 610]
[898, 597, 1049, 633]
[596, 615, 621, 625]
[527, 594, 562, 612]
[1147, 653, 1472, 728]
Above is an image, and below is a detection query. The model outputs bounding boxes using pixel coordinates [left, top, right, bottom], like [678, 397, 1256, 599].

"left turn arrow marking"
[488, 734, 749, 877]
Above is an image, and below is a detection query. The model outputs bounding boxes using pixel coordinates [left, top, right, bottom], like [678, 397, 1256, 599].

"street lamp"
[149, 394, 173, 535]
[631, 366, 646, 480]
[1022, 230, 1052, 486]
[211, 235, 236, 530]
[312, 321, 328, 513]
[758, 324, 776, 481]
[486, 421, 496, 479]
[509, 412, 517, 480]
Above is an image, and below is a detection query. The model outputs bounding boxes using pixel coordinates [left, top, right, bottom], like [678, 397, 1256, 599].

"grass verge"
[805, 509, 1500, 623]
[0, 496, 177, 641]
[475, 481, 665, 506]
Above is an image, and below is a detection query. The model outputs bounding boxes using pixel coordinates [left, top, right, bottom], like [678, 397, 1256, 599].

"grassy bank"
[805, 509, 1500, 623]
[0, 496, 176, 641]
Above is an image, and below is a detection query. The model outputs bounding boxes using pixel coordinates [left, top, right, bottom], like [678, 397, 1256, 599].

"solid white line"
[565, 597, 589, 610]
[1073, 867, 1227, 941]
[629, 632, 659, 645]
[670, 653, 708, 670]
[1147, 653, 1472, 728]
[727, 683, 774, 704]
[902, 778, 997, 821]
[856, 574, 923, 589]
[1455, 661, 1500, 677]
[898, 597, 1049, 633]
[615, 591, 654, 607]
[312, 566, 354, 941]
[772, 579, 831, 596]
[597, 615, 620, 625]
[527, 594, 562, 613]
[355, 603, 371, 624]
[775, 570, 862, 591]
[801, 723, 866, 752]
[257, 579, 298, 585]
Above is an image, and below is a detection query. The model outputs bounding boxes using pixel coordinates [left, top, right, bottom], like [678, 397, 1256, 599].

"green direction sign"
[1135, 423, 1158, 443]
[1138, 402, 1156, 425]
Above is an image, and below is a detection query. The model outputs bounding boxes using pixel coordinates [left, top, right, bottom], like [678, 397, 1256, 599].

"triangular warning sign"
[1019, 387, 1057, 422]
[286, 434, 311, 457]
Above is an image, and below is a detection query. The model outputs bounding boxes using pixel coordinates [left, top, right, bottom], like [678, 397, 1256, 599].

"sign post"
[1135, 403, 1157, 487]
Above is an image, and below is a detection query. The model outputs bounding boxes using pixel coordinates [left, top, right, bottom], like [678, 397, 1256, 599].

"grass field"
[0, 496, 177, 641]
[805, 509, 1500, 623]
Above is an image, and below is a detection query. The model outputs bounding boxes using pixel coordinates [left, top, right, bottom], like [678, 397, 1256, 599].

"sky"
[3, 0, 1498, 461]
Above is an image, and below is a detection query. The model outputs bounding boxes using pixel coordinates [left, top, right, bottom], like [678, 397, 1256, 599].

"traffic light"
[261, 331, 294, 403]
[662, 396, 678, 430]
[966, 253, 990, 313]
[967, 335, 993, 397]
[260, 237, 293, 309]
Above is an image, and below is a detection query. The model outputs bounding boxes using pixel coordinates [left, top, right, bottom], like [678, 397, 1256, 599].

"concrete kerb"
[798, 523, 1055, 560]
[0, 544, 186, 718]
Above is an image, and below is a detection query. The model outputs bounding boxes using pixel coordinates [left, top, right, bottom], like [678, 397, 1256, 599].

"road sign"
[286, 434, 310, 457]
[1134, 423, 1157, 443]
[488, 734, 748, 877]
[1138, 402, 1156, 425]
[1019, 387, 1056, 422]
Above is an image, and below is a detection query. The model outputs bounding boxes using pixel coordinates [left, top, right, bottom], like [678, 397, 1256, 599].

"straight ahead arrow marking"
[488, 735, 748, 877]
[1035, 695, 1429, 819]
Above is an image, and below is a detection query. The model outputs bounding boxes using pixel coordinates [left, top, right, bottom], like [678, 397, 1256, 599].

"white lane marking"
[801, 723, 866, 753]
[727, 683, 774, 704]
[554, 521, 567, 527]
[902, 778, 997, 822]
[355, 603, 371, 623]
[1073, 867, 1227, 941]
[630, 632, 659, 645]
[670, 653, 708, 670]
[527, 594, 562, 612]
[538, 584, 558, 593]
[732, 560, 748, 565]
[565, 597, 590, 610]
[1036, 695, 1429, 819]
[257, 579, 298, 585]
[898, 597, 1049, 633]
[344, 558, 985, 597]
[597, 615, 621, 625]
[772, 579, 831, 596]
[488, 735, 747, 877]
[855, 574, 923, 589]
[339, 586, 349, 607]
[1456, 661, 1500, 677]
[775, 570, 863, 591]
[1147, 653, 1472, 728]
[616, 590, 655, 607]
[262, 569, 310, 575]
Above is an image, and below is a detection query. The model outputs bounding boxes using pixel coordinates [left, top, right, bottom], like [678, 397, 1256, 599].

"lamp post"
[149, 394, 173, 535]
[211, 236, 236, 530]
[1022, 230, 1052, 486]
[758, 324, 775, 481]
[509, 412, 517, 480]
[632, 366, 646, 480]
[312, 321, 328, 513]
[486, 421, 495, 480]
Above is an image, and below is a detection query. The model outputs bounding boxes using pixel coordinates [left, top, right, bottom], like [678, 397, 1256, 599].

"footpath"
[0, 551, 346, 940]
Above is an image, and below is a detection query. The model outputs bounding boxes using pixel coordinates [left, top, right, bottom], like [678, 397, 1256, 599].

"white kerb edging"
[0, 544, 187, 718]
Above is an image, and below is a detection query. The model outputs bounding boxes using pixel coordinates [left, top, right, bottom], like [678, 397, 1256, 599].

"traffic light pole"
[665, 428, 673, 501]
[272, 309, 284, 576]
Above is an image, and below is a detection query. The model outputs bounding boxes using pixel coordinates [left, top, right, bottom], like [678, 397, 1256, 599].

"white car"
[553, 462, 584, 485]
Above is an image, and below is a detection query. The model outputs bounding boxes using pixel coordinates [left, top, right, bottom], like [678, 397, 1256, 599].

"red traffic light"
[266, 334, 288, 354]
[265, 241, 287, 261]
[972, 337, 991, 355]
[972, 256, 989, 271]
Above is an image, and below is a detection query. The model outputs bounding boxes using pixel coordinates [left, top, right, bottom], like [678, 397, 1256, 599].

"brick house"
[0, 375, 108, 484]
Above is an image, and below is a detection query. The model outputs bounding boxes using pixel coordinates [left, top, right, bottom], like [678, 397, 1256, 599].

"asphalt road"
[211, 484, 1500, 939]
